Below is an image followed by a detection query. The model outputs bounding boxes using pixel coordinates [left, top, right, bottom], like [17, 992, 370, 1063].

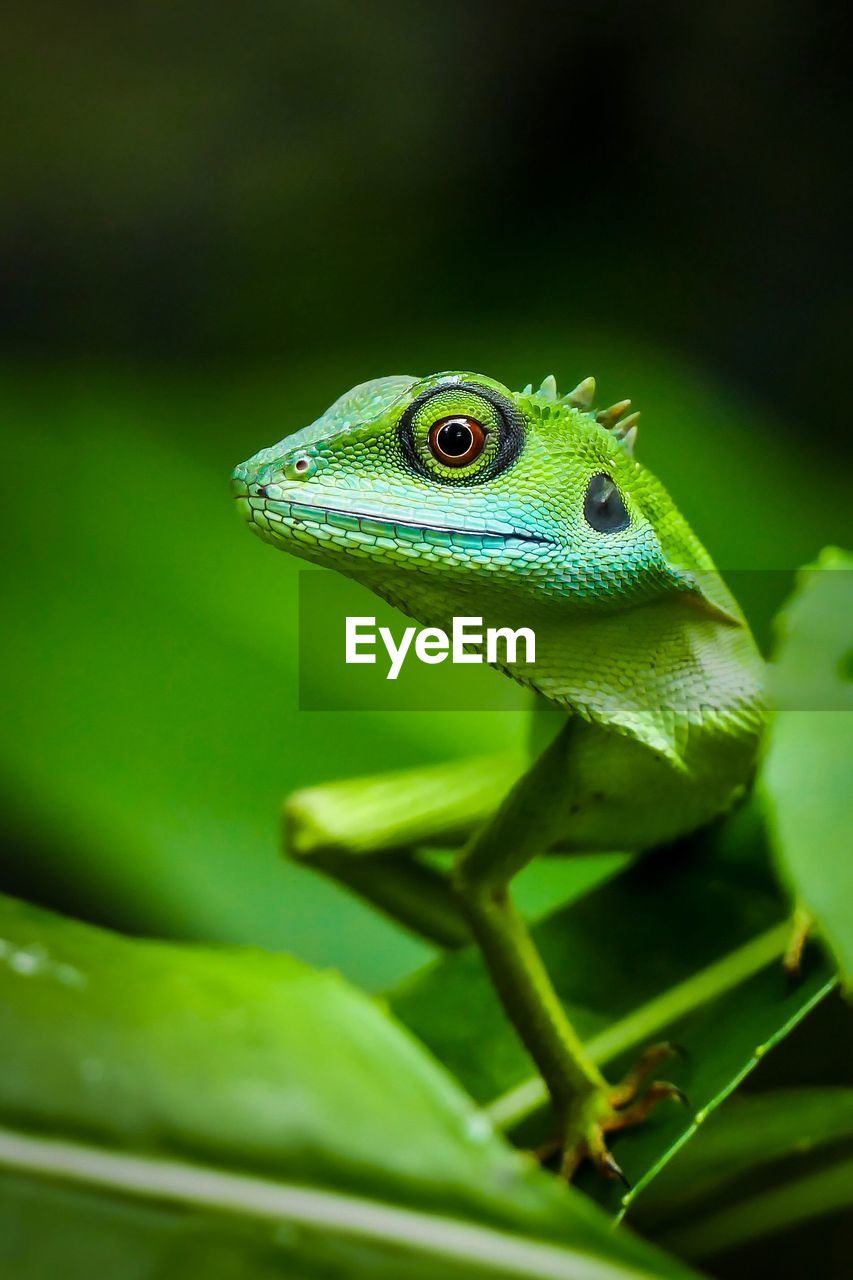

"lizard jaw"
[233, 486, 551, 553]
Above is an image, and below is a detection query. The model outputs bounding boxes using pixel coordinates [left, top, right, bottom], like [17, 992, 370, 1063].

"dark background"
[3, 0, 851, 431]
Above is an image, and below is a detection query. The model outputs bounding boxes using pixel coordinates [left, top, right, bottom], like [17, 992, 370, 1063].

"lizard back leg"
[283, 751, 526, 947]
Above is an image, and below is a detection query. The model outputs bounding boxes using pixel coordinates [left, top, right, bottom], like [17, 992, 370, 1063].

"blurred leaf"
[389, 803, 835, 1217]
[632, 1087, 853, 1233]
[761, 548, 853, 988]
[0, 893, 694, 1280]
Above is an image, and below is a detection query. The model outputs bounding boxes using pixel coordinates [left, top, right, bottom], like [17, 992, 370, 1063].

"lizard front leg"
[451, 720, 683, 1180]
[283, 751, 526, 948]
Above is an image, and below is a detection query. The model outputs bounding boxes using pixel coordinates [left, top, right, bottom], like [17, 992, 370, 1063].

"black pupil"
[584, 472, 630, 533]
[437, 419, 474, 457]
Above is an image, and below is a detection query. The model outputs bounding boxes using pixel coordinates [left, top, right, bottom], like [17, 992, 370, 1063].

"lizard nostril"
[256, 484, 269, 498]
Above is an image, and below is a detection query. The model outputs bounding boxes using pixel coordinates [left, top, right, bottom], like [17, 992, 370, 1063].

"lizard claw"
[554, 1044, 689, 1183]
[608, 1079, 692, 1130]
[599, 1150, 632, 1188]
[607, 1041, 685, 1110]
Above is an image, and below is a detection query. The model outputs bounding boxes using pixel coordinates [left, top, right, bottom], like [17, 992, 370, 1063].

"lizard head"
[232, 370, 732, 620]
[233, 371, 760, 760]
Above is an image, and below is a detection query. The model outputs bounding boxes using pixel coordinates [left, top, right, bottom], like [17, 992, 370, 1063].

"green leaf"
[388, 803, 836, 1217]
[760, 547, 853, 988]
[632, 1087, 853, 1233]
[0, 893, 695, 1280]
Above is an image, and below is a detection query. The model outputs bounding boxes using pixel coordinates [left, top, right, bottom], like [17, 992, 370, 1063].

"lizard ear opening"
[667, 568, 744, 628]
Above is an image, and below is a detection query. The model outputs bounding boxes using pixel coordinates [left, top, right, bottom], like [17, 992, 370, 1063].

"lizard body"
[232, 371, 768, 1175]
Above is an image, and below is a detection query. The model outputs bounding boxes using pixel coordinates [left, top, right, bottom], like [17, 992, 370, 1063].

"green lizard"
[231, 371, 767, 1179]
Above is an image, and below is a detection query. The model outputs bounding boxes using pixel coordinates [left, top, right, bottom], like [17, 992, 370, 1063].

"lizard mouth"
[235, 493, 551, 547]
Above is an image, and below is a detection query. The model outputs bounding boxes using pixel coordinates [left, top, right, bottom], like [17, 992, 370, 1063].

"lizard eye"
[428, 416, 486, 467]
[584, 472, 630, 533]
[400, 380, 522, 484]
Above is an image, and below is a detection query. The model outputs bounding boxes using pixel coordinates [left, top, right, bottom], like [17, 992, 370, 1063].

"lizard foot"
[557, 1043, 689, 1184]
